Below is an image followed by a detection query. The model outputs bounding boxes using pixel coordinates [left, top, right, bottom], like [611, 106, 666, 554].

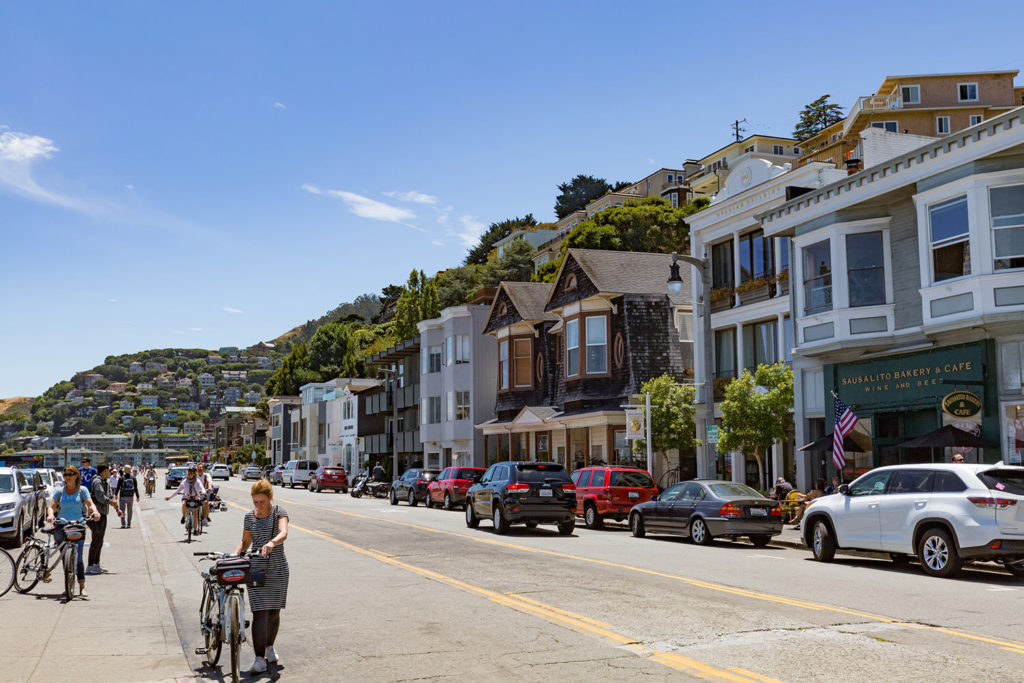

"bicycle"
[146, 476, 155, 497]
[194, 551, 261, 683]
[184, 496, 204, 543]
[0, 546, 14, 598]
[14, 519, 88, 601]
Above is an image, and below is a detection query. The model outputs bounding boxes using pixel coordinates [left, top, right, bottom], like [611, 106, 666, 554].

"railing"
[844, 93, 902, 136]
[797, 138, 862, 169]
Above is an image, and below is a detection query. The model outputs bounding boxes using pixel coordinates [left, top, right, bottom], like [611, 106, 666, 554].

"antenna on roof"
[731, 118, 747, 142]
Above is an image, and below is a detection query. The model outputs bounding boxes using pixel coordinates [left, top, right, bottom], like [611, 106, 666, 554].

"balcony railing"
[844, 93, 903, 136]
[797, 138, 862, 170]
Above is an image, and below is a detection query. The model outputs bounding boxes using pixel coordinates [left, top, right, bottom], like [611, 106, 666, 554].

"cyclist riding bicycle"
[166, 466, 209, 525]
[47, 465, 101, 598]
[145, 466, 156, 495]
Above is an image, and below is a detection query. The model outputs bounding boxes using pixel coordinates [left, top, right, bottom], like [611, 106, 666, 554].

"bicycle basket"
[186, 499, 202, 508]
[63, 524, 86, 541]
[214, 556, 251, 586]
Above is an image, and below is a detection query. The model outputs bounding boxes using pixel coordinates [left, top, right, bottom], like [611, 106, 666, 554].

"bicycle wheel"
[0, 547, 15, 598]
[186, 510, 193, 543]
[63, 547, 76, 601]
[201, 585, 222, 665]
[227, 592, 242, 682]
[13, 542, 43, 594]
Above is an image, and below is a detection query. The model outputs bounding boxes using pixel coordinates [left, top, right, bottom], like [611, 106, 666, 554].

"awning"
[898, 424, 998, 449]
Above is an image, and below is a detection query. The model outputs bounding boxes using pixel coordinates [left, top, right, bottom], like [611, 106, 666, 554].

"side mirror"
[650, 494, 659, 502]
[839, 484, 850, 495]
[21, 485, 34, 495]
[473, 475, 482, 483]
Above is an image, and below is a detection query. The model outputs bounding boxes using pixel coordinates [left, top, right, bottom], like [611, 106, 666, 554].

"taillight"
[416, 480, 426, 486]
[770, 505, 782, 517]
[720, 503, 742, 517]
[561, 483, 576, 493]
[968, 496, 1017, 509]
[507, 483, 530, 493]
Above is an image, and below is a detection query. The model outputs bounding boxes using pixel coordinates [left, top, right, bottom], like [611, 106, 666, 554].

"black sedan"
[465, 461, 576, 535]
[165, 466, 187, 490]
[628, 480, 782, 547]
[390, 468, 440, 506]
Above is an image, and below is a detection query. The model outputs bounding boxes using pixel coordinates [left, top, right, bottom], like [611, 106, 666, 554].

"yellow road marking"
[287, 520, 767, 682]
[221, 486, 1024, 655]
[729, 668, 785, 683]
[502, 592, 612, 628]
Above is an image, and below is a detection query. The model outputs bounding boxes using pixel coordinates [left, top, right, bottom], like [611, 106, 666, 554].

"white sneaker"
[249, 657, 267, 673]
[266, 646, 279, 664]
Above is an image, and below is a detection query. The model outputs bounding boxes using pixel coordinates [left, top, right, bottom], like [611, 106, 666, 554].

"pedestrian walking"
[233, 479, 290, 674]
[109, 467, 120, 496]
[79, 456, 98, 491]
[116, 466, 140, 528]
[48, 465, 101, 598]
[86, 464, 121, 575]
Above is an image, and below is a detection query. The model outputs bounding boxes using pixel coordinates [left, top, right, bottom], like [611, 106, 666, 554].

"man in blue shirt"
[79, 456, 98, 491]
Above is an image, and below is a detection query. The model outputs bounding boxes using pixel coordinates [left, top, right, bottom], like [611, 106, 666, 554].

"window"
[446, 391, 454, 421]
[670, 193, 678, 208]
[792, 147, 800, 155]
[933, 471, 967, 492]
[889, 470, 932, 494]
[565, 273, 577, 290]
[455, 391, 470, 420]
[666, 174, 674, 183]
[420, 398, 427, 425]
[711, 241, 734, 289]
[970, 114, 984, 126]
[743, 320, 777, 371]
[744, 145, 754, 154]
[929, 196, 970, 281]
[454, 335, 470, 363]
[936, 116, 950, 135]
[585, 315, 608, 374]
[714, 328, 736, 378]
[783, 316, 793, 363]
[513, 338, 532, 388]
[773, 145, 784, 155]
[991, 184, 1024, 270]
[535, 433, 549, 459]
[498, 340, 509, 390]
[779, 236, 790, 274]
[445, 336, 453, 366]
[871, 121, 899, 133]
[802, 240, 832, 313]
[566, 319, 579, 377]
[426, 345, 442, 373]
[849, 470, 891, 496]
[427, 396, 441, 424]
[846, 232, 886, 306]
[739, 229, 773, 282]
[900, 85, 920, 104]
[958, 82, 978, 102]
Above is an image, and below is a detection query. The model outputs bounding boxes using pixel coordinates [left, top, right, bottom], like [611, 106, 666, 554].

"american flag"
[833, 396, 858, 471]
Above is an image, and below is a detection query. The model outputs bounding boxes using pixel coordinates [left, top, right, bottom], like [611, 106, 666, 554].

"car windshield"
[708, 482, 763, 498]
[516, 463, 569, 483]
[455, 468, 483, 480]
[978, 469, 1024, 496]
[0, 474, 13, 493]
[170, 468, 186, 476]
[610, 471, 655, 488]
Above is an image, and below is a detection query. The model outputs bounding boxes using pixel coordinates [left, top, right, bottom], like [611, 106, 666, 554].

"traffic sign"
[706, 425, 719, 444]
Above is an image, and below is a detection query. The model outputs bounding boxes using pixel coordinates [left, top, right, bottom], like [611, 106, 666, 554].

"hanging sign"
[625, 409, 645, 440]
[941, 391, 982, 418]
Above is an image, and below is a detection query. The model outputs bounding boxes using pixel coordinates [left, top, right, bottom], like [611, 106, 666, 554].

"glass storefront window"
[846, 232, 885, 306]
[802, 240, 832, 314]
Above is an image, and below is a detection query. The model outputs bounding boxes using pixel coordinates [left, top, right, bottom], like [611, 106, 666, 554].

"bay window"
[929, 195, 970, 281]
[585, 315, 608, 374]
[991, 184, 1024, 270]
[513, 338, 532, 388]
[427, 345, 442, 373]
[566, 319, 579, 377]
[846, 232, 886, 306]
[498, 340, 509, 390]
[802, 240, 832, 313]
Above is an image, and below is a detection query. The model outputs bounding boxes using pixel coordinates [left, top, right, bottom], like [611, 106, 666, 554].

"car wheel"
[557, 518, 575, 535]
[465, 498, 479, 528]
[918, 527, 962, 578]
[424, 494, 433, 509]
[315, 481, 321, 493]
[492, 503, 509, 535]
[444, 492, 453, 511]
[525, 521, 538, 528]
[408, 490, 417, 507]
[750, 534, 771, 548]
[689, 517, 711, 546]
[811, 519, 836, 563]
[584, 504, 604, 530]
[389, 489, 398, 506]
[341, 487, 347, 494]
[14, 514, 25, 548]
[630, 512, 646, 538]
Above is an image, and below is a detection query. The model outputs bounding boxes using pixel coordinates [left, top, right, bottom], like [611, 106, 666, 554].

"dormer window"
[565, 274, 577, 291]
[497, 302, 508, 316]
[564, 313, 609, 378]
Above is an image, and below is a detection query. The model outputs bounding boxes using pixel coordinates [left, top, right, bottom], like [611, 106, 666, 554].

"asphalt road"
[147, 477, 1024, 682]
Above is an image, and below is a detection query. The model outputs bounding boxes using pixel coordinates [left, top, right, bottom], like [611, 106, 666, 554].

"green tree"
[464, 214, 538, 265]
[308, 321, 360, 379]
[531, 258, 562, 284]
[265, 342, 319, 395]
[634, 374, 697, 473]
[717, 362, 794, 491]
[373, 284, 405, 324]
[792, 94, 845, 141]
[434, 264, 484, 309]
[481, 238, 536, 286]
[393, 270, 440, 340]
[554, 175, 630, 219]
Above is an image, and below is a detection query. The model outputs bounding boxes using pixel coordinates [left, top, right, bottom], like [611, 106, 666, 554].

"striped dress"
[243, 505, 290, 611]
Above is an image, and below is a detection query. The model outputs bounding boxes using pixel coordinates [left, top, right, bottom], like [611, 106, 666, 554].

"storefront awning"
[898, 424, 998, 449]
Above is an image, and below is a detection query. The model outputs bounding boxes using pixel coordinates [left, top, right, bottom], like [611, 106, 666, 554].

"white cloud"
[125, 184, 134, 190]
[223, 306, 243, 314]
[452, 214, 486, 247]
[384, 190, 437, 205]
[0, 130, 90, 212]
[107, 298, 117, 303]
[431, 239, 444, 246]
[303, 184, 423, 231]
[434, 204, 453, 225]
[647, 158, 656, 165]
[0, 131, 58, 162]
[186, 327, 204, 332]
[273, 102, 287, 109]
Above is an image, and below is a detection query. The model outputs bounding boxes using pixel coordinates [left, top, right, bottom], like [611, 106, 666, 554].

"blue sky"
[2, 1, 1023, 398]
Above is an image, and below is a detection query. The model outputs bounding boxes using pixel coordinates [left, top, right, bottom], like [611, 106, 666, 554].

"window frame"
[512, 335, 533, 389]
[584, 313, 610, 376]
[991, 183, 1024, 271]
[742, 319, 778, 372]
[738, 229, 774, 283]
[802, 239, 833, 314]
[936, 116, 951, 135]
[565, 318, 580, 378]
[498, 339, 509, 390]
[969, 114, 984, 126]
[958, 82, 978, 102]
[455, 391, 471, 420]
[928, 194, 971, 283]
[846, 231, 887, 307]
[900, 84, 921, 104]
[871, 121, 899, 133]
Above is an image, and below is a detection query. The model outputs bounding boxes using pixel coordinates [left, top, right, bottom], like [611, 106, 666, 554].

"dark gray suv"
[465, 461, 576, 535]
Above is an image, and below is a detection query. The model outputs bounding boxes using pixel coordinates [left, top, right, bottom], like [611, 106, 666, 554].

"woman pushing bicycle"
[47, 465, 101, 598]
[232, 478, 289, 674]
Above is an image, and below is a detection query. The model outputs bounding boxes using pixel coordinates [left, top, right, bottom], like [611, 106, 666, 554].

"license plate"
[539, 489, 553, 497]
[628, 492, 639, 499]
[750, 508, 767, 516]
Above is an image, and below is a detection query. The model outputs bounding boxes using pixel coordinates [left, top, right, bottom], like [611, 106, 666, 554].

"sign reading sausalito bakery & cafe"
[942, 391, 982, 418]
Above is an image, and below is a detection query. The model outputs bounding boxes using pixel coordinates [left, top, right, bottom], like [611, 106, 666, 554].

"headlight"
[0, 502, 15, 512]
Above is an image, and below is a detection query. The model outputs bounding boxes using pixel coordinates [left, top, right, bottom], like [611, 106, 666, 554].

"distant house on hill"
[129, 362, 144, 374]
[207, 355, 223, 365]
[198, 372, 215, 387]
[145, 361, 168, 372]
[81, 373, 104, 389]
[140, 396, 159, 408]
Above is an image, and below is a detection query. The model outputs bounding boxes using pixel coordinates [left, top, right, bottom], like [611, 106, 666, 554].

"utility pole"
[732, 118, 747, 142]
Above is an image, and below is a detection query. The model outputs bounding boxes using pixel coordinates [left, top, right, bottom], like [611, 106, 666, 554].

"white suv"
[210, 464, 232, 480]
[281, 460, 317, 488]
[803, 463, 1024, 578]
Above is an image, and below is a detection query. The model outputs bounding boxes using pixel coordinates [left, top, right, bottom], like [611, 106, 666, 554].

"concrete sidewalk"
[0, 497, 194, 683]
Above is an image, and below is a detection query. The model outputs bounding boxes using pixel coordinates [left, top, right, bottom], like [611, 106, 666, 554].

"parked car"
[427, 467, 486, 510]
[465, 461, 576, 535]
[165, 466, 187, 490]
[241, 465, 262, 481]
[571, 466, 659, 529]
[261, 465, 275, 480]
[210, 464, 232, 481]
[803, 463, 1024, 578]
[281, 460, 318, 488]
[310, 466, 349, 493]
[22, 469, 50, 529]
[390, 468, 440, 506]
[0, 466, 36, 547]
[270, 465, 285, 486]
[628, 480, 783, 547]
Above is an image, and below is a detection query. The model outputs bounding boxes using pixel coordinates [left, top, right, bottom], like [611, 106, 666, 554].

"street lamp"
[667, 251, 716, 480]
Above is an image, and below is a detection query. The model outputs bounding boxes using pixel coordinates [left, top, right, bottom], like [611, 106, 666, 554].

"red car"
[309, 465, 349, 493]
[570, 466, 659, 529]
[427, 466, 486, 510]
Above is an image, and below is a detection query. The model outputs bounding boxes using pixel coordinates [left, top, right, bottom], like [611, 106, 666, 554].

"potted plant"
[774, 269, 790, 295]
[735, 276, 774, 304]
[709, 286, 734, 312]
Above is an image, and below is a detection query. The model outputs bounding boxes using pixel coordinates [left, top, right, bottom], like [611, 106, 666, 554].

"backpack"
[120, 476, 136, 496]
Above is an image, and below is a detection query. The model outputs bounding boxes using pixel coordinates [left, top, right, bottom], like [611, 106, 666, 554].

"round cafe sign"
[942, 391, 982, 418]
